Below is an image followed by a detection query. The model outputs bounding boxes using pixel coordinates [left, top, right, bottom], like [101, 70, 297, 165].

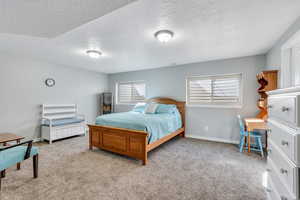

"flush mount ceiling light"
[86, 50, 102, 58]
[154, 30, 174, 43]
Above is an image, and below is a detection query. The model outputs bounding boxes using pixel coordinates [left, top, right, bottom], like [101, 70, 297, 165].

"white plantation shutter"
[189, 79, 212, 103]
[117, 81, 146, 104]
[187, 74, 242, 106]
[212, 77, 240, 102]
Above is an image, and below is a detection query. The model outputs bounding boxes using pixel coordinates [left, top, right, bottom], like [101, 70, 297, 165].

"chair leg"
[1, 170, 5, 178]
[33, 154, 38, 178]
[254, 137, 259, 148]
[258, 138, 264, 158]
[0, 170, 4, 191]
[239, 136, 245, 152]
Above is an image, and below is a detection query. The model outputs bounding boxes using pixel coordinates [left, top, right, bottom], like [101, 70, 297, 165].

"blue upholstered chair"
[0, 140, 38, 190]
[237, 115, 264, 157]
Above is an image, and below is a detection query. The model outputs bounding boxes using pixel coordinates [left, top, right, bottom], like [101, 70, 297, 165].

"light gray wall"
[0, 53, 108, 140]
[109, 55, 265, 143]
[266, 16, 300, 69]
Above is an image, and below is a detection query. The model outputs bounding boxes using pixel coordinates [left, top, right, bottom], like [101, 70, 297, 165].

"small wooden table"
[244, 118, 268, 153]
[0, 133, 25, 170]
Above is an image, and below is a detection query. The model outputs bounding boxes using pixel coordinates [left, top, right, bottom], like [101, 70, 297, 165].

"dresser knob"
[281, 106, 290, 112]
[266, 168, 271, 172]
[281, 140, 289, 146]
[266, 188, 272, 193]
[281, 196, 288, 200]
[280, 168, 288, 174]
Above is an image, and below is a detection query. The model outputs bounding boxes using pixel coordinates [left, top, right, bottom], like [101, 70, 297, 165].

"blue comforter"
[95, 111, 182, 144]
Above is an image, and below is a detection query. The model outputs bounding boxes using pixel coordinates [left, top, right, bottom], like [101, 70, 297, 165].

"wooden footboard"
[89, 97, 185, 165]
[88, 125, 149, 165]
[88, 124, 184, 165]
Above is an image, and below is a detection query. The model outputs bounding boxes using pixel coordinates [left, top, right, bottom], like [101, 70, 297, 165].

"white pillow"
[144, 103, 158, 114]
[134, 102, 146, 108]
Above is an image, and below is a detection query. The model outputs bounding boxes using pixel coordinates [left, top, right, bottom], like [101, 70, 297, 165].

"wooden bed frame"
[88, 98, 185, 165]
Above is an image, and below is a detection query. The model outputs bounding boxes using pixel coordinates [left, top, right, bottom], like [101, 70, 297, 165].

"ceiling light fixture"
[86, 50, 102, 58]
[154, 30, 174, 43]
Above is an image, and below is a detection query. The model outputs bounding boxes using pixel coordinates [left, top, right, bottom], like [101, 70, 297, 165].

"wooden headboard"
[147, 97, 185, 127]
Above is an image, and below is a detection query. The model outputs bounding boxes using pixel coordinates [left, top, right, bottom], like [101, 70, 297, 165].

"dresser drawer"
[268, 120, 296, 163]
[267, 175, 296, 200]
[267, 176, 283, 200]
[268, 141, 299, 197]
[267, 163, 297, 200]
[268, 95, 299, 127]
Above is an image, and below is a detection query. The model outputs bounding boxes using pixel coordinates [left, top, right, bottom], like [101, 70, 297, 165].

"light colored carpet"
[0, 136, 267, 200]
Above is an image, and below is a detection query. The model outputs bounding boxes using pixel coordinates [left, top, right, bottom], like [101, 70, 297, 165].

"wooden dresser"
[266, 87, 300, 200]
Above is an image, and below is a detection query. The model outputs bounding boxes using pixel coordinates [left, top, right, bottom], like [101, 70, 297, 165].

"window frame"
[281, 29, 300, 88]
[186, 73, 243, 108]
[116, 80, 146, 105]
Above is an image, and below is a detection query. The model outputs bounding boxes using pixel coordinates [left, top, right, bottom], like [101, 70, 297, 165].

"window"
[292, 45, 300, 86]
[281, 29, 300, 87]
[281, 44, 300, 87]
[116, 81, 146, 104]
[186, 73, 242, 107]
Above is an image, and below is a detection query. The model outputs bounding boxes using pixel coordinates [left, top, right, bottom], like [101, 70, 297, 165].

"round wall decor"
[45, 78, 55, 87]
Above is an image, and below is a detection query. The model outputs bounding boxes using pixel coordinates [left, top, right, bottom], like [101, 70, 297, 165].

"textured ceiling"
[0, 0, 136, 38]
[0, 0, 300, 73]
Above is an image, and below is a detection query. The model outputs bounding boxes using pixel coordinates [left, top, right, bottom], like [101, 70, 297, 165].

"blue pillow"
[132, 103, 146, 113]
[155, 104, 177, 114]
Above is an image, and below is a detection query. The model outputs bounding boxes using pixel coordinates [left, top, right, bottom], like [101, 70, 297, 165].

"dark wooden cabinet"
[100, 93, 113, 115]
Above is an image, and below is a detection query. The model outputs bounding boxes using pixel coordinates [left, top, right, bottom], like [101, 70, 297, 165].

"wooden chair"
[237, 115, 264, 157]
[0, 140, 38, 190]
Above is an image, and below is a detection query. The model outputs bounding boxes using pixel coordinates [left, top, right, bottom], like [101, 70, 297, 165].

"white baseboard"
[187, 135, 239, 145]
[34, 135, 239, 145]
[33, 138, 41, 143]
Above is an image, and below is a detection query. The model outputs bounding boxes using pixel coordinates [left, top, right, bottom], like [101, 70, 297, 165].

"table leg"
[244, 137, 247, 152]
[2, 143, 7, 176]
[248, 134, 251, 153]
[17, 139, 21, 170]
[266, 131, 268, 150]
[1, 170, 5, 178]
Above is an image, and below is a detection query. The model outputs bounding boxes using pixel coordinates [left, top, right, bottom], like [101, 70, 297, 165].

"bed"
[88, 98, 185, 165]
